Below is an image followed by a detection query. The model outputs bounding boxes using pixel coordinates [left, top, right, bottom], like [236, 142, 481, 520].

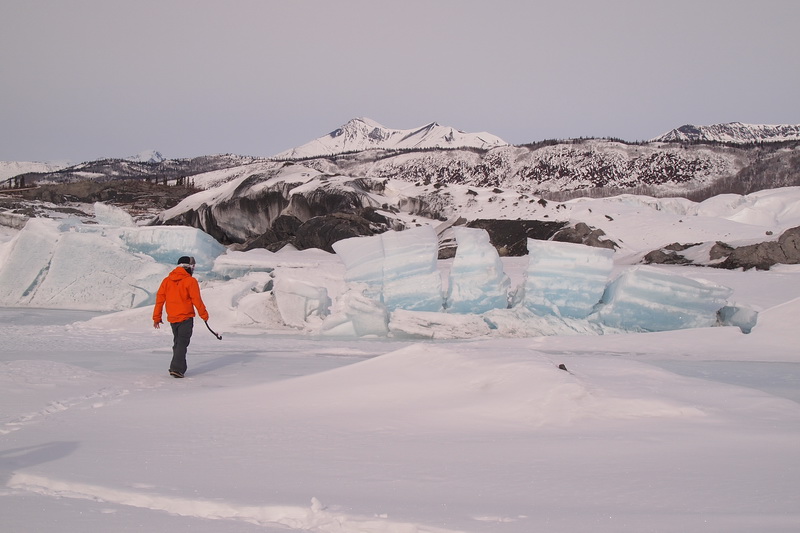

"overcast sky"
[2, 0, 798, 163]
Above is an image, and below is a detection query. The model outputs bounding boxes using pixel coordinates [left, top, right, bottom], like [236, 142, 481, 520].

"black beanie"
[177, 256, 196, 266]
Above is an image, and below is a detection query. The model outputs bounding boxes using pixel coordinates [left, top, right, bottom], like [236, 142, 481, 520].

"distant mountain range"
[652, 122, 800, 144]
[278, 119, 800, 159]
[2, 120, 799, 200]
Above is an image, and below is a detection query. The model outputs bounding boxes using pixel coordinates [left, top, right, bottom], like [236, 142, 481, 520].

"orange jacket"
[153, 267, 209, 324]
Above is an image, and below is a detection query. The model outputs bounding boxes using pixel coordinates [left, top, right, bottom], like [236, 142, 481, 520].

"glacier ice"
[522, 238, 614, 318]
[320, 286, 390, 337]
[0, 218, 227, 311]
[595, 266, 733, 331]
[0, 214, 746, 337]
[274, 227, 739, 336]
[333, 226, 443, 312]
[212, 249, 277, 279]
[273, 270, 331, 329]
[324, 225, 445, 335]
[94, 202, 135, 227]
[717, 304, 759, 334]
[445, 226, 511, 313]
[482, 307, 616, 337]
[118, 226, 226, 269]
[0, 219, 168, 311]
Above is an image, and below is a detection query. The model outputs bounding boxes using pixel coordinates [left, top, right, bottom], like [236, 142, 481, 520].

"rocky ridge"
[653, 122, 800, 144]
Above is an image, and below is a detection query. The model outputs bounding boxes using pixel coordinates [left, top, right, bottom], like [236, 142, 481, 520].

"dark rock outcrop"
[715, 226, 800, 270]
[643, 242, 701, 265]
[465, 220, 568, 256]
[709, 241, 735, 261]
[642, 227, 800, 270]
[293, 213, 383, 253]
[552, 222, 618, 250]
[643, 249, 693, 265]
[234, 208, 396, 253]
[271, 214, 303, 241]
[155, 174, 394, 246]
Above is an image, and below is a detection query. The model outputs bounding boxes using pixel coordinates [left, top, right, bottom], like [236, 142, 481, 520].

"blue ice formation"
[331, 226, 738, 335]
[333, 225, 443, 312]
[0, 219, 169, 310]
[0, 213, 743, 336]
[0, 218, 227, 311]
[596, 266, 733, 331]
[522, 239, 614, 319]
[119, 226, 226, 270]
[445, 226, 510, 313]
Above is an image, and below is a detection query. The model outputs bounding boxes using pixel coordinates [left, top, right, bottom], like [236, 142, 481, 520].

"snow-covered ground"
[2, 189, 800, 532]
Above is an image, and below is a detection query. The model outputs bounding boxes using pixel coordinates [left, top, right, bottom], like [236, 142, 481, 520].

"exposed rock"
[293, 213, 385, 253]
[465, 219, 568, 256]
[552, 222, 618, 250]
[229, 208, 396, 253]
[715, 226, 800, 270]
[15, 180, 195, 210]
[709, 241, 735, 261]
[643, 242, 702, 265]
[664, 242, 700, 251]
[236, 229, 279, 252]
[643, 249, 692, 265]
[642, 230, 800, 270]
[271, 214, 302, 240]
[156, 175, 392, 245]
[357, 207, 396, 227]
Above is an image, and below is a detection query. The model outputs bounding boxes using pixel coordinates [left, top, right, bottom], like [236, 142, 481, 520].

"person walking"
[152, 256, 209, 378]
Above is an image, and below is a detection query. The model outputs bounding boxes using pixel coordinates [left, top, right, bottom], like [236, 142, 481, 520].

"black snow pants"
[170, 318, 194, 375]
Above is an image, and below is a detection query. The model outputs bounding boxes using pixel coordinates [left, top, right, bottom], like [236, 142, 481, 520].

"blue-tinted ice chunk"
[596, 266, 733, 331]
[523, 239, 614, 318]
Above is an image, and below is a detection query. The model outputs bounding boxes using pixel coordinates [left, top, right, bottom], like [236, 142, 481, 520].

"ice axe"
[205, 320, 222, 340]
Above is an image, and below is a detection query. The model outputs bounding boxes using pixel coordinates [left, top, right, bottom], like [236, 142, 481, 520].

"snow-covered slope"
[653, 122, 800, 144]
[153, 158, 800, 261]
[0, 160, 69, 181]
[273, 117, 508, 159]
[278, 140, 762, 196]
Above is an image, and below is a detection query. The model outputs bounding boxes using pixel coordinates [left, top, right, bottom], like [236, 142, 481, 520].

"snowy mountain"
[0, 160, 69, 181]
[652, 122, 800, 144]
[6, 121, 800, 205]
[126, 149, 166, 163]
[273, 117, 508, 159]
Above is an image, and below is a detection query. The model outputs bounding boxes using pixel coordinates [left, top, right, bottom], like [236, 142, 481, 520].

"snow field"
[2, 298, 800, 532]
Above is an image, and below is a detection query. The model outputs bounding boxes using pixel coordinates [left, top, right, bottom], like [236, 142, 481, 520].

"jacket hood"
[168, 266, 192, 282]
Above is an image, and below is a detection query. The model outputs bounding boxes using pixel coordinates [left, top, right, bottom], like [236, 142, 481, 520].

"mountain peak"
[274, 118, 507, 159]
[127, 150, 166, 163]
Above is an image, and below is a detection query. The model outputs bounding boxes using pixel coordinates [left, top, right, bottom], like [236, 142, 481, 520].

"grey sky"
[2, 0, 798, 162]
